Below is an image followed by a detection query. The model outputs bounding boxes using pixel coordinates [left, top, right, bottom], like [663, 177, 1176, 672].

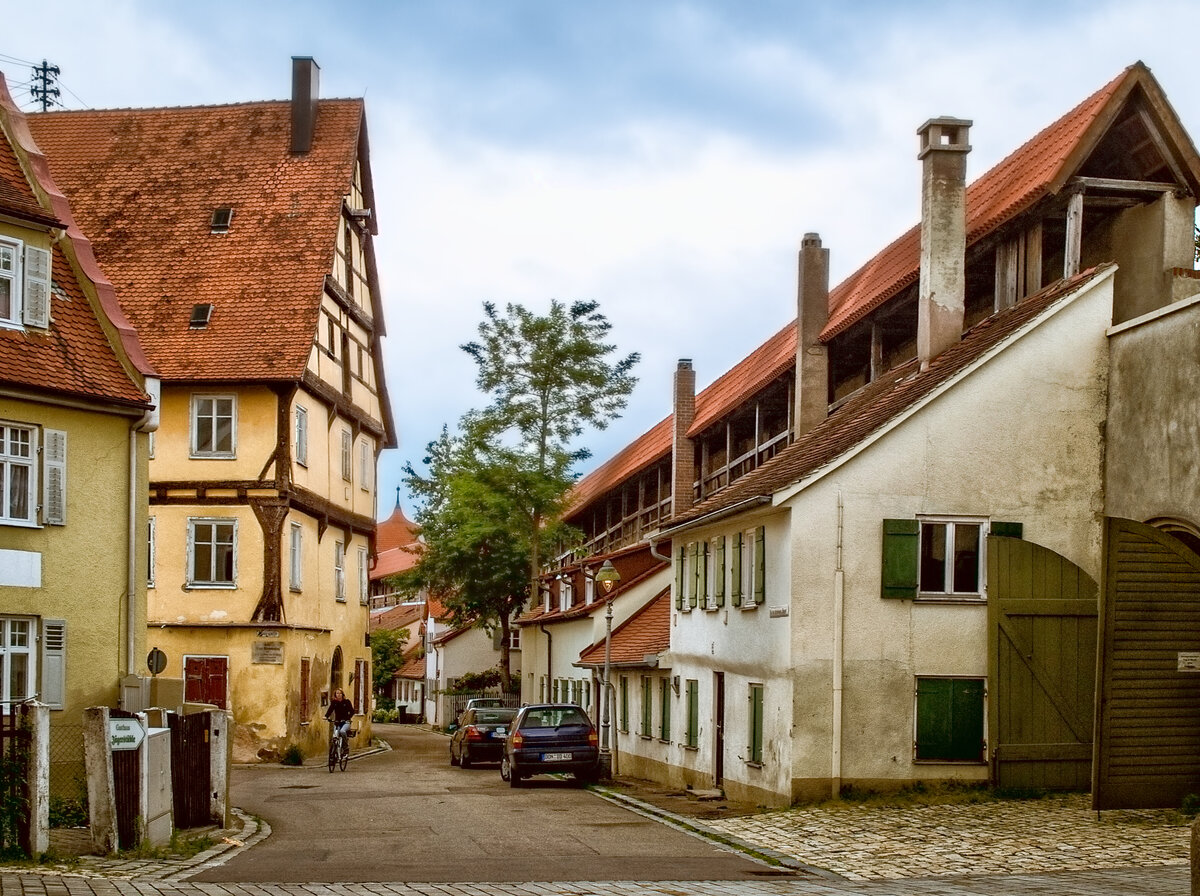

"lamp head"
[595, 559, 620, 595]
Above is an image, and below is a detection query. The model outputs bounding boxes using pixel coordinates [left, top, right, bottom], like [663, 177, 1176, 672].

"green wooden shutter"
[714, 536, 726, 607]
[730, 531, 743, 607]
[749, 683, 764, 764]
[915, 677, 985, 761]
[686, 680, 699, 747]
[753, 526, 766, 605]
[642, 677, 652, 735]
[659, 678, 671, 741]
[675, 544, 685, 609]
[620, 676, 628, 732]
[990, 521, 1023, 539]
[881, 519, 919, 599]
[688, 542, 699, 609]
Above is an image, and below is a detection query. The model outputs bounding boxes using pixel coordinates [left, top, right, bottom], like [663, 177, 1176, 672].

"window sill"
[185, 583, 236, 590]
[738, 602, 759, 611]
[0, 519, 40, 529]
[745, 761, 763, 769]
[683, 744, 699, 752]
[189, 453, 237, 461]
[290, 586, 302, 593]
[639, 734, 652, 741]
[915, 594, 985, 605]
[913, 758, 987, 765]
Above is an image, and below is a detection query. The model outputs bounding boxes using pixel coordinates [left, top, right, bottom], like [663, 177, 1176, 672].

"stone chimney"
[794, 232, 830, 439]
[290, 56, 320, 154]
[671, 360, 696, 518]
[916, 117, 971, 369]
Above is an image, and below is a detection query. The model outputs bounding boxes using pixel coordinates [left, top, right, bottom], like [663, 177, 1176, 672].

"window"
[508, 626, 521, 651]
[920, 520, 983, 597]
[0, 617, 35, 709]
[749, 683, 764, 764]
[0, 423, 35, 525]
[334, 541, 346, 601]
[558, 576, 573, 612]
[188, 518, 236, 586]
[619, 676, 628, 732]
[731, 526, 765, 608]
[641, 676, 652, 736]
[0, 238, 50, 330]
[355, 658, 368, 716]
[915, 677, 986, 762]
[707, 535, 726, 610]
[359, 439, 371, 491]
[584, 575, 595, 606]
[685, 679, 699, 748]
[147, 517, 156, 587]
[289, 523, 303, 591]
[340, 430, 352, 481]
[358, 546, 369, 605]
[659, 678, 671, 741]
[189, 303, 213, 328]
[210, 207, 233, 234]
[191, 395, 235, 457]
[294, 406, 308, 467]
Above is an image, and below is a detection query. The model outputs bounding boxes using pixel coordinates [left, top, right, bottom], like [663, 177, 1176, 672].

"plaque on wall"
[252, 641, 284, 664]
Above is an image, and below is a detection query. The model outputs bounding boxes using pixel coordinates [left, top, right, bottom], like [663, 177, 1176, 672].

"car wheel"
[499, 754, 511, 781]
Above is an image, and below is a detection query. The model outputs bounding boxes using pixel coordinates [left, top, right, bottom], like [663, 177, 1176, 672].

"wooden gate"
[987, 536, 1098, 791]
[169, 712, 212, 828]
[110, 709, 140, 850]
[1093, 517, 1200, 809]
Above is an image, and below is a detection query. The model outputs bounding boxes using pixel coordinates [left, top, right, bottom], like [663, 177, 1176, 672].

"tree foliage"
[371, 626, 410, 695]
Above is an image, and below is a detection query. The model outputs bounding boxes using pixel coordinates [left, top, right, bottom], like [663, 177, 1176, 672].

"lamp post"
[594, 559, 621, 778]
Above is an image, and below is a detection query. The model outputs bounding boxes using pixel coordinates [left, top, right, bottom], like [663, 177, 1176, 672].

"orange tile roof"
[398, 648, 425, 680]
[671, 266, 1112, 526]
[0, 75, 150, 408]
[371, 546, 420, 580]
[569, 63, 1173, 514]
[26, 98, 367, 382]
[370, 602, 423, 633]
[376, 503, 420, 553]
[576, 587, 670, 667]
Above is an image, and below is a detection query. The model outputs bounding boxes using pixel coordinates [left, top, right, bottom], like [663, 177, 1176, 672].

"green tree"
[371, 626, 410, 696]
[462, 299, 639, 600]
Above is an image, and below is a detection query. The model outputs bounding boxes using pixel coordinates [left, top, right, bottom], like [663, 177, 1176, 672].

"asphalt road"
[196, 723, 785, 883]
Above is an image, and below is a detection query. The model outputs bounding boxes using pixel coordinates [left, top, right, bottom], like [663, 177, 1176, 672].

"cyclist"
[325, 688, 357, 747]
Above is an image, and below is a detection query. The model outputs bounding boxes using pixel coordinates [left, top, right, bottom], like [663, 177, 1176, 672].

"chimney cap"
[801, 232, 822, 248]
[917, 117, 972, 159]
[677, 359, 693, 369]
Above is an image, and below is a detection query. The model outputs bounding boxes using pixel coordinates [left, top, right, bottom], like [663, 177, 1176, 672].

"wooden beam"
[1064, 191, 1084, 278]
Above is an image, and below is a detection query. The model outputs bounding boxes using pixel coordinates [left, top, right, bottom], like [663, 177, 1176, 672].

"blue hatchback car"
[500, 703, 600, 787]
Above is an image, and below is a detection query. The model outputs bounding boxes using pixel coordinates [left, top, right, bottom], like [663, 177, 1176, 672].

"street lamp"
[594, 559, 621, 777]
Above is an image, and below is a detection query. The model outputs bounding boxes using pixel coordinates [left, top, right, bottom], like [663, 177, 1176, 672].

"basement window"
[210, 207, 234, 234]
[189, 303, 213, 329]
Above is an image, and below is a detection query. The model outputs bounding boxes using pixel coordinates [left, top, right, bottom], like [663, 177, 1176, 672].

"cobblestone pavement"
[0, 785, 1189, 896]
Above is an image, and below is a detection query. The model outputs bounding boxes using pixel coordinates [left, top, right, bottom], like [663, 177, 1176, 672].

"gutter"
[648, 496, 772, 559]
[127, 377, 160, 676]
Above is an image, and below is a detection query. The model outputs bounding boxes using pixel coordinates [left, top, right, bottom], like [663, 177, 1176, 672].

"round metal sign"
[146, 647, 167, 675]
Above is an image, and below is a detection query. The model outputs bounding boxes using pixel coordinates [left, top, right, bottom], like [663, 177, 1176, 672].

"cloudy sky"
[2, 1, 1196, 519]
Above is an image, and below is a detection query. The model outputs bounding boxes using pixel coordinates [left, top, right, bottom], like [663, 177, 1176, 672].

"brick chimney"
[671, 359, 696, 518]
[291, 56, 320, 154]
[794, 232, 830, 439]
[916, 117, 971, 369]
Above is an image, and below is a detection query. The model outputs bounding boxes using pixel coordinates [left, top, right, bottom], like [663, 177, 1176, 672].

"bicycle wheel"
[327, 739, 336, 773]
[339, 738, 349, 771]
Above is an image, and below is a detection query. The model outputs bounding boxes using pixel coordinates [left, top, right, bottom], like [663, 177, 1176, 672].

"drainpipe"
[539, 623, 552, 705]
[128, 378, 160, 676]
[831, 491, 844, 800]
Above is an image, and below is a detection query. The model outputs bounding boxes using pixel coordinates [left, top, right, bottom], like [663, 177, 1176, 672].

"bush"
[280, 744, 305, 766]
[49, 794, 87, 829]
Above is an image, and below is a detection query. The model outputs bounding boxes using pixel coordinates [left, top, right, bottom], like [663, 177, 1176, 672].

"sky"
[2, 1, 1196, 521]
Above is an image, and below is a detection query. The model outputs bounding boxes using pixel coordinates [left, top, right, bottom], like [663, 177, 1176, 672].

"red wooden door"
[185, 656, 228, 708]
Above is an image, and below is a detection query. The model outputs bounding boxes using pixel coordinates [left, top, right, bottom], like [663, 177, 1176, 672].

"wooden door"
[184, 656, 228, 709]
[1093, 518, 1200, 809]
[987, 536, 1097, 791]
[169, 712, 213, 828]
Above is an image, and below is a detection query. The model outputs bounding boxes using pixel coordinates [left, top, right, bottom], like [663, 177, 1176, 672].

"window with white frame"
[919, 518, 985, 598]
[294, 405, 308, 467]
[191, 395, 236, 457]
[358, 546, 369, 605]
[0, 238, 50, 330]
[732, 526, 765, 608]
[147, 516, 156, 587]
[507, 626, 521, 651]
[584, 574, 595, 606]
[558, 576, 573, 612]
[705, 535, 726, 610]
[188, 518, 236, 586]
[289, 523, 303, 591]
[340, 430, 352, 481]
[359, 439, 371, 491]
[0, 423, 65, 527]
[334, 540, 346, 601]
[0, 617, 35, 709]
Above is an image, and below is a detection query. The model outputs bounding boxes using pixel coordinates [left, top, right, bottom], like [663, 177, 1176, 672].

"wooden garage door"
[987, 536, 1097, 792]
[1094, 518, 1200, 809]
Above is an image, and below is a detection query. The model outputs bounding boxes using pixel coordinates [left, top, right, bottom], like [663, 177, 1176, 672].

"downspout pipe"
[539, 623, 552, 705]
[128, 378, 160, 676]
[832, 491, 844, 799]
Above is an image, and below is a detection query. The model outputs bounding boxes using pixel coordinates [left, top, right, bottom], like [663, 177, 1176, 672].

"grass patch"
[118, 828, 214, 860]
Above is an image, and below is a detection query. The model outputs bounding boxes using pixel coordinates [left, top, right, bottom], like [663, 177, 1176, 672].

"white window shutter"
[42, 429, 67, 525]
[42, 619, 66, 709]
[23, 246, 51, 328]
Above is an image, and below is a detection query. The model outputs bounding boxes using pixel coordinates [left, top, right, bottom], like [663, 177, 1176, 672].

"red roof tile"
[26, 98, 367, 383]
[370, 602, 423, 633]
[577, 588, 670, 667]
[376, 503, 420, 553]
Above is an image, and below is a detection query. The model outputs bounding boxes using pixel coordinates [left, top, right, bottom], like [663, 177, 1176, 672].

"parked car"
[450, 707, 516, 768]
[500, 703, 599, 787]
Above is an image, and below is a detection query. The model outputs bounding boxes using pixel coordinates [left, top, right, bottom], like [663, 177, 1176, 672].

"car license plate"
[542, 752, 572, 761]
[495, 728, 506, 736]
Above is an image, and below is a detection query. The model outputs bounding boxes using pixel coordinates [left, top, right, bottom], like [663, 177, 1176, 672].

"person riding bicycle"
[325, 688, 357, 743]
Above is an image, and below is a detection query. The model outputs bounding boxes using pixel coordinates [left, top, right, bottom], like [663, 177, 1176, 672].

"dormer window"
[0, 237, 50, 331]
[189, 303, 213, 329]
[210, 207, 234, 234]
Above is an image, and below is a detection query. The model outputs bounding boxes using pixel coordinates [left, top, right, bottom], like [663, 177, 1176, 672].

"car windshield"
[520, 707, 590, 729]
[476, 709, 515, 723]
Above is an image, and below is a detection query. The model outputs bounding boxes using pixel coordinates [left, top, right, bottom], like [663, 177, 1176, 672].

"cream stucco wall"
[0, 396, 148, 719]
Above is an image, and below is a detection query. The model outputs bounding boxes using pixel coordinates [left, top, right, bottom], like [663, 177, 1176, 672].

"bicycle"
[328, 721, 354, 772]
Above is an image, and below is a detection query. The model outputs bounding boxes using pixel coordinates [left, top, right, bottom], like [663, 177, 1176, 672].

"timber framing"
[301, 370, 386, 440]
[323, 274, 375, 331]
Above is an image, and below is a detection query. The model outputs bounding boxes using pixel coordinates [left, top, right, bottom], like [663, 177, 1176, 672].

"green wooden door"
[1093, 518, 1200, 809]
[987, 536, 1098, 791]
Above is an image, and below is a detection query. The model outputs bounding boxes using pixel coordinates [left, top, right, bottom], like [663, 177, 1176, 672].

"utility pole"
[29, 60, 60, 112]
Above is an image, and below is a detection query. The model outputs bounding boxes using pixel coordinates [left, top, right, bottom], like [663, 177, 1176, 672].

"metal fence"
[447, 691, 521, 722]
[48, 722, 87, 827]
